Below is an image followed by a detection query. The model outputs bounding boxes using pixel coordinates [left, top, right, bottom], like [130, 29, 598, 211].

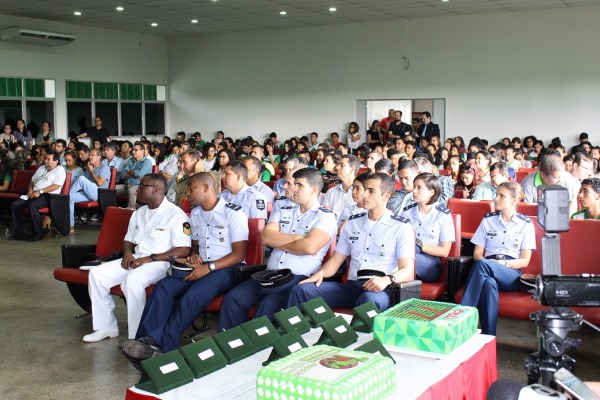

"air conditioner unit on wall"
[0, 26, 75, 46]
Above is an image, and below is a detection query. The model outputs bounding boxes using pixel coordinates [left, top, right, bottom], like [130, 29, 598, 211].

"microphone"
[487, 379, 567, 400]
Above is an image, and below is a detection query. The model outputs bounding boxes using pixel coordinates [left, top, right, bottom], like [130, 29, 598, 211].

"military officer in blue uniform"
[218, 168, 337, 331]
[219, 160, 268, 219]
[121, 172, 248, 361]
[271, 165, 307, 215]
[400, 173, 455, 282]
[288, 173, 415, 312]
[461, 182, 536, 335]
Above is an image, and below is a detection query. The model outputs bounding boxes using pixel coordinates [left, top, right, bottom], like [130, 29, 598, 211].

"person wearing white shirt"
[322, 154, 359, 226]
[243, 156, 275, 204]
[10, 151, 66, 241]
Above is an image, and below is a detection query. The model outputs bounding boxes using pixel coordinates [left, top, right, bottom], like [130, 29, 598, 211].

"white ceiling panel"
[1, 0, 599, 36]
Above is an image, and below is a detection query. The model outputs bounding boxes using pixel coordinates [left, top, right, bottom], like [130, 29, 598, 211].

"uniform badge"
[183, 222, 191, 236]
[215, 225, 225, 229]
[256, 199, 265, 210]
[220, 238, 225, 242]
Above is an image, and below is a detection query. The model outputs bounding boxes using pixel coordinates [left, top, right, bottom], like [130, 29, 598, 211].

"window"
[66, 81, 166, 137]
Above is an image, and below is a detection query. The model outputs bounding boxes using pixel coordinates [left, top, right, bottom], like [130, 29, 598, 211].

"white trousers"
[88, 258, 169, 339]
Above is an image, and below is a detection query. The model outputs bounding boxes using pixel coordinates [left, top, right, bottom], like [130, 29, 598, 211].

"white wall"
[0, 14, 168, 139]
[167, 5, 600, 148]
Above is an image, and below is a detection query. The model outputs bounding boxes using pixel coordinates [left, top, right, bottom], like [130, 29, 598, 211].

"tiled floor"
[1, 220, 598, 399]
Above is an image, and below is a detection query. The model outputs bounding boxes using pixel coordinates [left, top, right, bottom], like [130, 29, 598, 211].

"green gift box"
[315, 315, 358, 348]
[241, 315, 280, 351]
[301, 297, 336, 328]
[262, 330, 308, 366]
[273, 306, 311, 334]
[178, 337, 228, 379]
[135, 350, 194, 394]
[257, 345, 396, 400]
[349, 301, 381, 333]
[355, 338, 395, 364]
[373, 298, 479, 355]
[213, 326, 257, 364]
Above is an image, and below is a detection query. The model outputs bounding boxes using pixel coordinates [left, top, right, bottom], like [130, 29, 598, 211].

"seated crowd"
[3, 113, 600, 373]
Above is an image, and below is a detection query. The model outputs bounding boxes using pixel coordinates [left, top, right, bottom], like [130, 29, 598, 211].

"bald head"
[190, 172, 217, 192]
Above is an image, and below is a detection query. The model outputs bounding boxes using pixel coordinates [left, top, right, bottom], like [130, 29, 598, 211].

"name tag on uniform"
[349, 237, 359, 240]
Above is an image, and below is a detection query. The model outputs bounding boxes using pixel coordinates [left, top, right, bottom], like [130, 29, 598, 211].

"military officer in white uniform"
[400, 173, 455, 282]
[121, 172, 248, 360]
[243, 156, 275, 204]
[218, 160, 268, 219]
[85, 174, 191, 342]
[461, 182, 536, 335]
[289, 173, 415, 312]
[219, 168, 337, 330]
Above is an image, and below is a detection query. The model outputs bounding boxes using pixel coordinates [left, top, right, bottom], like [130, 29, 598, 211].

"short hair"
[490, 162, 509, 176]
[77, 143, 90, 152]
[47, 150, 60, 162]
[581, 178, 600, 194]
[398, 159, 418, 172]
[354, 172, 370, 186]
[539, 154, 564, 176]
[104, 142, 118, 152]
[387, 148, 400, 158]
[330, 132, 339, 139]
[145, 173, 167, 194]
[476, 150, 493, 165]
[534, 140, 544, 147]
[226, 160, 248, 181]
[55, 139, 67, 147]
[241, 138, 253, 148]
[511, 137, 522, 145]
[367, 172, 395, 198]
[189, 171, 217, 191]
[374, 158, 394, 175]
[183, 149, 202, 161]
[355, 146, 369, 161]
[310, 132, 319, 138]
[422, 111, 432, 119]
[177, 131, 186, 138]
[293, 167, 324, 192]
[242, 155, 263, 173]
[395, 110, 403, 116]
[341, 154, 360, 175]
[413, 156, 433, 173]
[505, 145, 515, 153]
[394, 137, 405, 145]
[405, 140, 417, 148]
[413, 173, 441, 205]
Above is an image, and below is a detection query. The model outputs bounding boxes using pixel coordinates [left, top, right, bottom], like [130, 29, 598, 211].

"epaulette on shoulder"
[226, 203, 242, 211]
[275, 195, 287, 201]
[516, 213, 532, 223]
[348, 212, 367, 220]
[319, 207, 333, 213]
[403, 203, 417, 212]
[391, 215, 410, 223]
[484, 211, 501, 218]
[435, 204, 451, 214]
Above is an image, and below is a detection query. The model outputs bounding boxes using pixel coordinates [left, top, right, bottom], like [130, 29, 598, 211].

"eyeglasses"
[138, 183, 157, 189]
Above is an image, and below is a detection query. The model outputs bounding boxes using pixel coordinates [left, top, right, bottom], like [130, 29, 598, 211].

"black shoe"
[27, 228, 50, 242]
[121, 336, 163, 361]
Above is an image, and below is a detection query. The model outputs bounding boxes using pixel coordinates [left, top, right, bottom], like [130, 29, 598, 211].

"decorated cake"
[373, 298, 478, 355]
[256, 345, 396, 400]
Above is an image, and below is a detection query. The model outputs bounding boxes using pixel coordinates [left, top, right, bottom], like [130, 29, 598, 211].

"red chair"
[264, 181, 276, 190]
[179, 198, 192, 214]
[357, 167, 368, 175]
[421, 214, 462, 301]
[22, 172, 73, 236]
[0, 170, 36, 200]
[438, 169, 451, 176]
[454, 189, 468, 199]
[447, 199, 493, 240]
[75, 168, 118, 220]
[53, 207, 135, 315]
[517, 202, 537, 217]
[152, 165, 159, 174]
[516, 168, 536, 183]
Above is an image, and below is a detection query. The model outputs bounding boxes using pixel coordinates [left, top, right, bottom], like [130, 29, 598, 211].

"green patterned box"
[256, 345, 395, 400]
[373, 298, 478, 355]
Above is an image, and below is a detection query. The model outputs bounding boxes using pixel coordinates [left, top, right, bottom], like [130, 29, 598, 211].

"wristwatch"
[208, 262, 217, 273]
[39, 189, 44, 194]
[388, 274, 397, 284]
[150, 253, 158, 262]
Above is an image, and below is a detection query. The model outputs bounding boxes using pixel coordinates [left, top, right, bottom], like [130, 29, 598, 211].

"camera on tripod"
[525, 185, 599, 389]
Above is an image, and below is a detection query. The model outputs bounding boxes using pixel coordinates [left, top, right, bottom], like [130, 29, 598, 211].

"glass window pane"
[0, 99, 23, 128]
[121, 103, 142, 136]
[66, 81, 92, 99]
[95, 102, 118, 136]
[25, 100, 54, 138]
[0, 78, 23, 97]
[94, 82, 118, 100]
[145, 103, 165, 136]
[24, 79, 45, 97]
[67, 101, 92, 137]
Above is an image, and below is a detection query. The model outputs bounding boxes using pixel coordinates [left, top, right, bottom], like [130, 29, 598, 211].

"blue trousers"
[415, 248, 443, 283]
[460, 259, 521, 335]
[218, 274, 306, 332]
[69, 177, 100, 227]
[136, 267, 237, 352]
[287, 280, 393, 311]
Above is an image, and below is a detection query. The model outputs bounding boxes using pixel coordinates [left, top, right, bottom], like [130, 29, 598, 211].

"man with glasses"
[68, 149, 112, 232]
[119, 141, 153, 209]
[85, 174, 191, 342]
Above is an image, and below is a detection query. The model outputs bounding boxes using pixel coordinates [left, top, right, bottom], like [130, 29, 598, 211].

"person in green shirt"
[571, 178, 600, 220]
